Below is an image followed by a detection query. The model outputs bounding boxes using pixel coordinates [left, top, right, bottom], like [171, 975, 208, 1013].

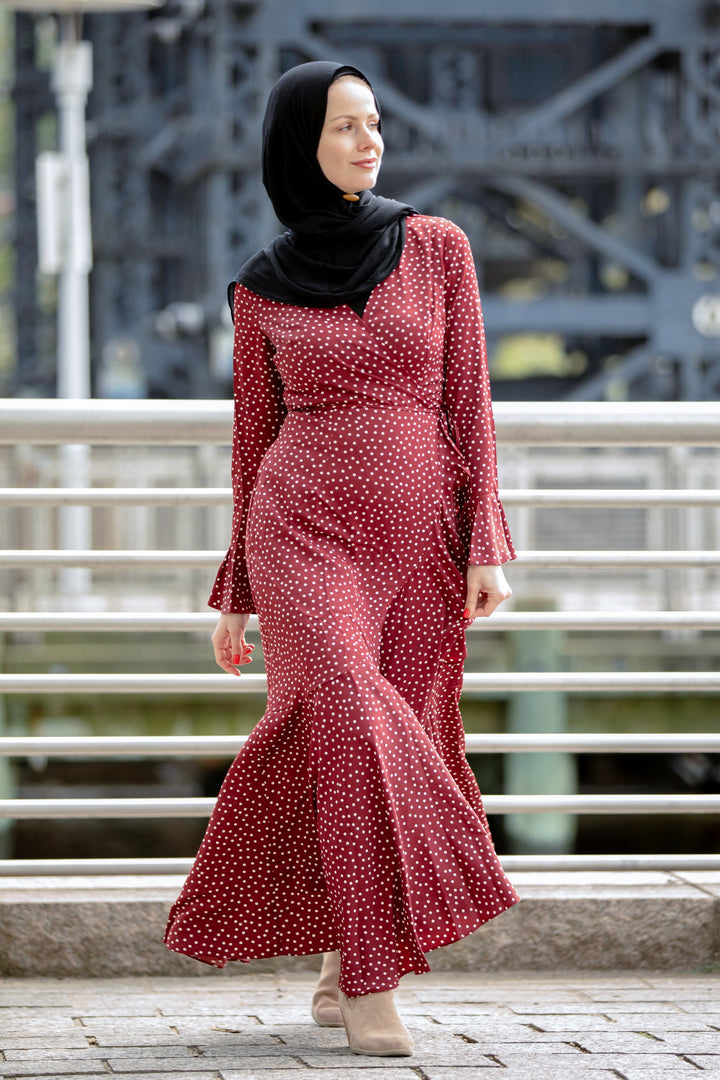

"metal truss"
[11, 0, 720, 399]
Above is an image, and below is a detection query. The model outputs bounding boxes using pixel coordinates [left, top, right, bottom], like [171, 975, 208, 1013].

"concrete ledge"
[1, 871, 718, 977]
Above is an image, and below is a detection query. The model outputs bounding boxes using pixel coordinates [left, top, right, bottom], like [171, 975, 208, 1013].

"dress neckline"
[342, 232, 409, 323]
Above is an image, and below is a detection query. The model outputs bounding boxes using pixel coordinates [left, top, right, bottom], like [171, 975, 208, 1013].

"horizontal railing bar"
[2, 611, 719, 633]
[0, 400, 718, 445]
[3, 853, 720, 876]
[2, 549, 720, 569]
[0, 674, 268, 693]
[527, 552, 720, 568]
[1, 611, 719, 633]
[498, 854, 720, 872]
[502, 489, 720, 507]
[1, 794, 718, 818]
[2, 487, 720, 508]
[464, 673, 720, 691]
[0, 735, 248, 756]
[0, 550, 224, 567]
[1, 733, 719, 757]
[0, 857, 194, 875]
[0, 488, 232, 506]
[0, 673, 718, 693]
[473, 612, 720, 631]
[0, 400, 233, 446]
[0, 613, 227, 631]
[2, 854, 720, 876]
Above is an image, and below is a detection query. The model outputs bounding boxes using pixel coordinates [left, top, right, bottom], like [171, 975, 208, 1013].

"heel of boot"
[338, 989, 413, 1057]
[311, 951, 343, 1028]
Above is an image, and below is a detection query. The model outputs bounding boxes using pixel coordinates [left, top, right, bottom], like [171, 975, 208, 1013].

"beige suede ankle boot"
[311, 951, 343, 1027]
[338, 988, 414, 1056]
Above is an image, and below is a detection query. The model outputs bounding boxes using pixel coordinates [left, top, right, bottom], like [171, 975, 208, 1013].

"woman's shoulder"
[232, 281, 263, 315]
[234, 281, 263, 304]
[405, 214, 472, 259]
[408, 212, 470, 238]
[229, 280, 278, 330]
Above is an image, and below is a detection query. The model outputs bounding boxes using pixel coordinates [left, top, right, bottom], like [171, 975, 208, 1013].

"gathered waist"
[284, 399, 453, 432]
[285, 401, 439, 416]
[282, 401, 469, 482]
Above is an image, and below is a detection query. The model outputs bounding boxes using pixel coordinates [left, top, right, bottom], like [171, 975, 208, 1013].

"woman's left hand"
[463, 563, 512, 620]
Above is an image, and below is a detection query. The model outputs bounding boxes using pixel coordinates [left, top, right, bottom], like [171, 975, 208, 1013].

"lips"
[352, 159, 377, 168]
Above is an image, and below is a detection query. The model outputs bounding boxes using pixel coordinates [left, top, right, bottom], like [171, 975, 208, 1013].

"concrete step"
[1, 870, 718, 977]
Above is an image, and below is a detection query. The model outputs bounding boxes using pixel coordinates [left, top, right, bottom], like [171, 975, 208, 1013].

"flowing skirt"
[164, 406, 520, 996]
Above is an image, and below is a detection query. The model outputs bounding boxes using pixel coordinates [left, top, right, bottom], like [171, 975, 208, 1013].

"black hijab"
[228, 61, 417, 315]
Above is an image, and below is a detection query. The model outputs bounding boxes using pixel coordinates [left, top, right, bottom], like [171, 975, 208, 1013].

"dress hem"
[164, 892, 521, 987]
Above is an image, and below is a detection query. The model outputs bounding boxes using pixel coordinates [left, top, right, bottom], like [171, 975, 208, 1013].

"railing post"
[0, 633, 13, 857]
[504, 603, 577, 854]
[51, 34, 94, 604]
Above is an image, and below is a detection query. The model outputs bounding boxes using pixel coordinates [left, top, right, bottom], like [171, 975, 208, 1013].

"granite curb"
[1, 871, 719, 977]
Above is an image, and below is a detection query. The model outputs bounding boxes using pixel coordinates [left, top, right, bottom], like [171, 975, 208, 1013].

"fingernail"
[462, 608, 471, 619]
[232, 654, 241, 664]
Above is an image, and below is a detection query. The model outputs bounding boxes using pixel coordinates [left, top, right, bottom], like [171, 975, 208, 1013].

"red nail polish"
[462, 608, 471, 619]
[232, 654, 241, 664]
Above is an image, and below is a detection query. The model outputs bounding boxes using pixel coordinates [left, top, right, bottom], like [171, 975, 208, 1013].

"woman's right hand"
[211, 612, 254, 675]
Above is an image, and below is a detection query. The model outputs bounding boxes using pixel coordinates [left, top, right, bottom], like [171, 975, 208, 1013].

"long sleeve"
[442, 223, 516, 566]
[208, 285, 286, 613]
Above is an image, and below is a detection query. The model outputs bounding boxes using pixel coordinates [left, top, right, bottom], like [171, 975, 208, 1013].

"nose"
[358, 126, 381, 153]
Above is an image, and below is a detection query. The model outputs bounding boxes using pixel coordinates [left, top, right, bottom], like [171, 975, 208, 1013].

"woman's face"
[316, 77, 384, 195]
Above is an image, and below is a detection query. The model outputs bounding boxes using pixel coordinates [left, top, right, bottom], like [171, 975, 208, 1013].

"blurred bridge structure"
[10, 0, 720, 400]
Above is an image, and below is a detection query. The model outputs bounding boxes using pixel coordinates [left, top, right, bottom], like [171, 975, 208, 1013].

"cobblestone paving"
[0, 972, 718, 1080]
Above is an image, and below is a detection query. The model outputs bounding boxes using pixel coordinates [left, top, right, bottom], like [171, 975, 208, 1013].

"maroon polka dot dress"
[164, 215, 520, 995]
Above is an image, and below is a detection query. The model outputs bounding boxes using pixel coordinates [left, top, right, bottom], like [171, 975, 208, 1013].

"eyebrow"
[329, 112, 379, 122]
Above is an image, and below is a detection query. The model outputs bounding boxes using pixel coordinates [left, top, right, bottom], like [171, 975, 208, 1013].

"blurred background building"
[4, 0, 720, 402]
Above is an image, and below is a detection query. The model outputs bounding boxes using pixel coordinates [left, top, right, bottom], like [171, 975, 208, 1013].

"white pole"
[51, 20, 93, 602]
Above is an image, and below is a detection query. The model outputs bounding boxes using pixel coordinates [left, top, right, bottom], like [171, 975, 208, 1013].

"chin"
[336, 173, 378, 196]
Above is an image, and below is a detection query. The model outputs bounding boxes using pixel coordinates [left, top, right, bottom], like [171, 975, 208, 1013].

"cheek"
[322, 137, 345, 162]
[317, 139, 342, 177]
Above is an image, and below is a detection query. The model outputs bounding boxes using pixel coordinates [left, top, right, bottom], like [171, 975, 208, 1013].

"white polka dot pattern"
[164, 215, 520, 996]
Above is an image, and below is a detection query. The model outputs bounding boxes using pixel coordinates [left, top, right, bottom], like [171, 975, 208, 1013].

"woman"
[165, 60, 520, 1058]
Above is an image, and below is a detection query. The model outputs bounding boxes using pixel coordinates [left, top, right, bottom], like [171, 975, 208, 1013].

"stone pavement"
[0, 971, 718, 1080]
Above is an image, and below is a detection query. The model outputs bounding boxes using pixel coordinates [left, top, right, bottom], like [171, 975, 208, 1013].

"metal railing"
[0, 672, 718, 692]
[0, 398, 718, 445]
[3, 612, 720, 631]
[2, 486, 720, 507]
[1, 400, 719, 876]
[2, 549, 720, 569]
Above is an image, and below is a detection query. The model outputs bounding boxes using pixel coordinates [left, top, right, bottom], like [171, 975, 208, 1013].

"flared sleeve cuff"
[206, 283, 284, 618]
[468, 489, 517, 566]
[207, 547, 255, 615]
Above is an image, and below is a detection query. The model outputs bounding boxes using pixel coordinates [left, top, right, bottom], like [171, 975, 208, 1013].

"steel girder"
[270, 0, 720, 399]
[12, 0, 720, 399]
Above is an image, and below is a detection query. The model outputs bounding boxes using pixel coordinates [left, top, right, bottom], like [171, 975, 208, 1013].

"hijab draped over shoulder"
[228, 60, 417, 315]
